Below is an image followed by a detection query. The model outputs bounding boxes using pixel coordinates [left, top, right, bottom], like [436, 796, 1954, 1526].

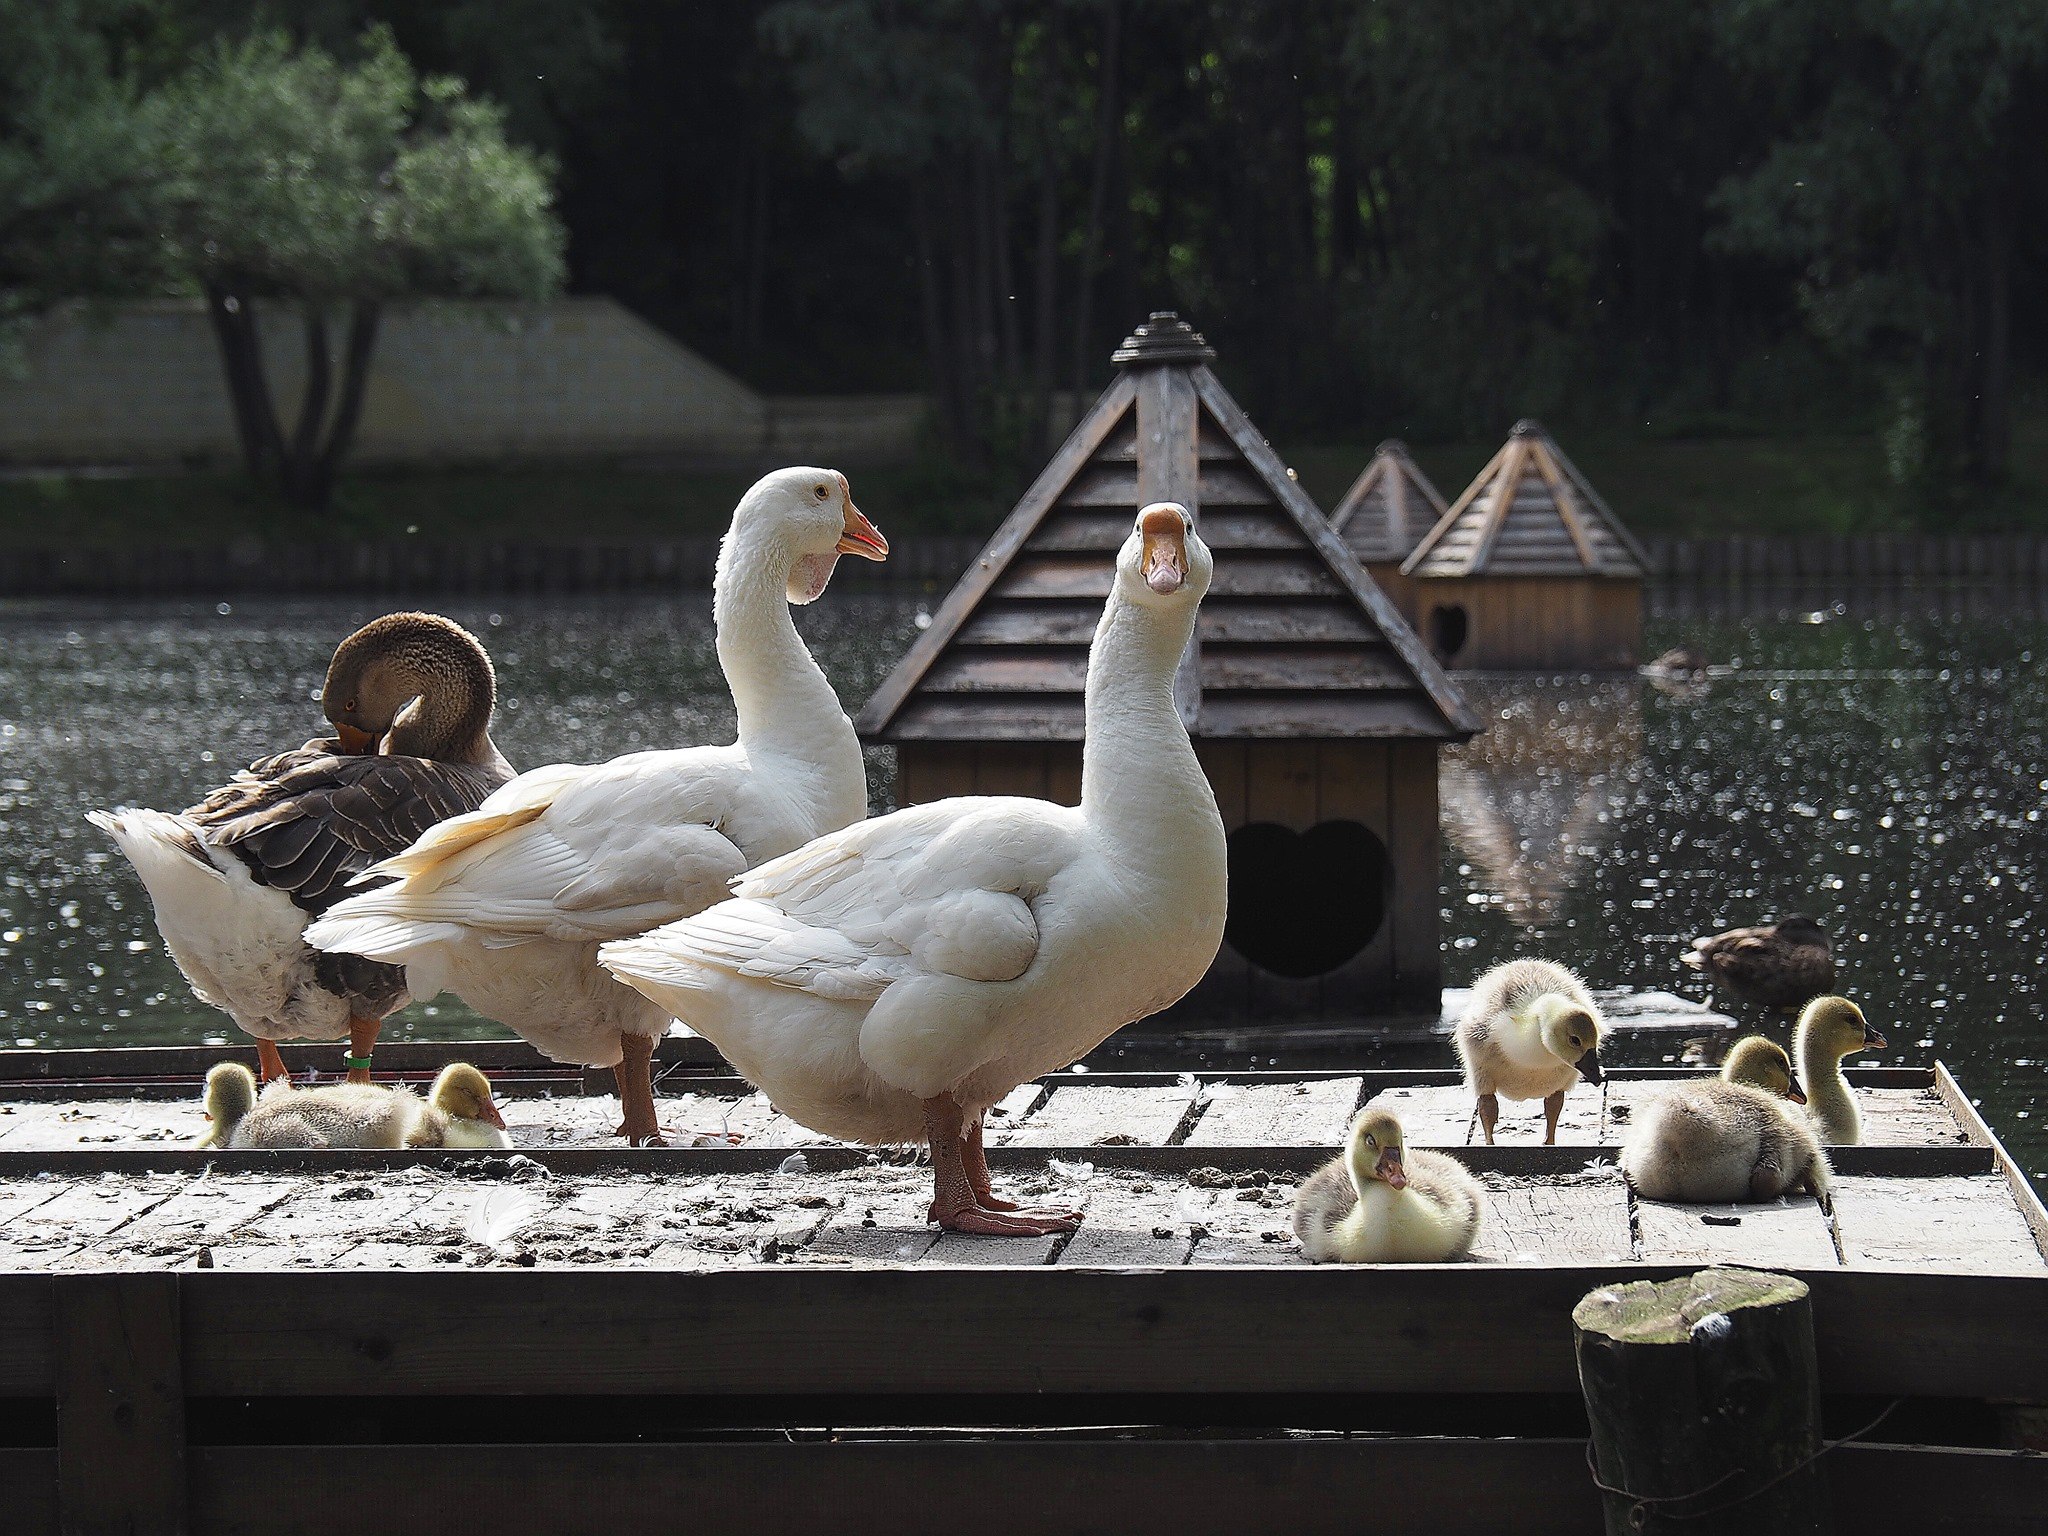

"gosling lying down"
[195, 1061, 511, 1150]
[1294, 1108, 1483, 1263]
[1621, 1036, 1829, 1203]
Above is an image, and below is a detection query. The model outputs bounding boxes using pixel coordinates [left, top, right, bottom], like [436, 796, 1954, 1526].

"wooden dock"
[1, 1045, 2043, 1532]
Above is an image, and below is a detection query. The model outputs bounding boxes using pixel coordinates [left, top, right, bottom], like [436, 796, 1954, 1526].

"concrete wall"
[0, 298, 926, 467]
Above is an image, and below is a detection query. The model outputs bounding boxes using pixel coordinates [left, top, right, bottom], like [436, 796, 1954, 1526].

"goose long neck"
[1797, 1029, 1856, 1124]
[387, 641, 500, 767]
[1078, 587, 1212, 860]
[714, 525, 861, 784]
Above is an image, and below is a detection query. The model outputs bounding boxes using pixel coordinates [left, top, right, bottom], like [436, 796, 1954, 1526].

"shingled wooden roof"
[1401, 420, 1649, 579]
[858, 314, 1478, 744]
[1328, 440, 1449, 564]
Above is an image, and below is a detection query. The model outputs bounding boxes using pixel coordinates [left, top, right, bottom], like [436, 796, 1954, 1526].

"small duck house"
[859, 313, 1479, 1022]
[1327, 438, 1451, 611]
[1400, 420, 1648, 670]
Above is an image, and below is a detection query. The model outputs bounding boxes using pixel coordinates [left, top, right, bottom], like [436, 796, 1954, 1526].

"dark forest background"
[8, 0, 2048, 531]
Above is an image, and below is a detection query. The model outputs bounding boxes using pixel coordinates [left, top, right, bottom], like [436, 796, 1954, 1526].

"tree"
[0, 1, 163, 337]
[1711, 0, 2048, 488]
[139, 26, 564, 509]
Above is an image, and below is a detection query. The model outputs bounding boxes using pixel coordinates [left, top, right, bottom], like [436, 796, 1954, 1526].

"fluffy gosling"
[1455, 959, 1605, 1144]
[1293, 1108, 1483, 1263]
[1621, 1036, 1830, 1203]
[1794, 994, 1887, 1145]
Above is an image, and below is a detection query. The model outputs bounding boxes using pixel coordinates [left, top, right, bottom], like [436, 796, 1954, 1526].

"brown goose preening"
[91, 612, 514, 1083]
[1681, 915, 1834, 1010]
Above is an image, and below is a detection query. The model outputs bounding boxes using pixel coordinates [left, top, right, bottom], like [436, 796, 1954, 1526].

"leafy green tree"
[1711, 0, 2048, 488]
[140, 25, 564, 508]
[0, 1, 163, 333]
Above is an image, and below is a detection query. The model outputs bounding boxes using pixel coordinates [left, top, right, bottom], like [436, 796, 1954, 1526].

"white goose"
[600, 504, 1227, 1234]
[306, 467, 888, 1144]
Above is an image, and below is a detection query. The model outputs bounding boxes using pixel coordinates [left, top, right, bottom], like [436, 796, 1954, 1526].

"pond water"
[1, 593, 2043, 1187]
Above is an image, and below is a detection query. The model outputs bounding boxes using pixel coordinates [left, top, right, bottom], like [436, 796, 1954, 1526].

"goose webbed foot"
[923, 1092, 1083, 1237]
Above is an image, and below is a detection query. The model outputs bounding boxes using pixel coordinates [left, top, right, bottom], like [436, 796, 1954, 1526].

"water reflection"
[0, 593, 923, 1047]
[1, 595, 2043, 1189]
[1441, 679, 1643, 926]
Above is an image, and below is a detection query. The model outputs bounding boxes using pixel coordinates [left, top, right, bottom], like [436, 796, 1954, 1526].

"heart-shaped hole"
[1224, 820, 1390, 978]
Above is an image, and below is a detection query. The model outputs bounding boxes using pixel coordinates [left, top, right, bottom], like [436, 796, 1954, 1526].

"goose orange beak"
[1375, 1147, 1407, 1190]
[478, 1094, 507, 1130]
[334, 722, 377, 754]
[1139, 503, 1188, 594]
[835, 476, 888, 561]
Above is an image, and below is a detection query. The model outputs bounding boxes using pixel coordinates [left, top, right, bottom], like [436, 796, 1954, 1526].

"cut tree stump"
[1573, 1267, 1830, 1535]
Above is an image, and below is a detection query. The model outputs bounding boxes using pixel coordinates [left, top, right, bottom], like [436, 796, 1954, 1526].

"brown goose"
[1681, 915, 1835, 1010]
[92, 613, 513, 1082]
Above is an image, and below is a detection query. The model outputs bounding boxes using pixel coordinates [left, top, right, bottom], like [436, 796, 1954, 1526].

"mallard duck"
[598, 505, 1228, 1235]
[1294, 1108, 1482, 1263]
[1621, 1036, 1830, 1202]
[1455, 959, 1605, 1144]
[1794, 994, 1887, 1144]
[92, 613, 513, 1085]
[308, 469, 888, 1145]
[1682, 915, 1833, 1009]
[195, 1060, 510, 1149]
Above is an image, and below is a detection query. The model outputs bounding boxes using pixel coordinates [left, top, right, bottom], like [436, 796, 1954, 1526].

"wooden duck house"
[1400, 420, 1648, 670]
[1327, 439, 1450, 613]
[859, 313, 1479, 1022]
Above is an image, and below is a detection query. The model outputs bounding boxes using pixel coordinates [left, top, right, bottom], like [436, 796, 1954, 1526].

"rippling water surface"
[1, 594, 2042, 1186]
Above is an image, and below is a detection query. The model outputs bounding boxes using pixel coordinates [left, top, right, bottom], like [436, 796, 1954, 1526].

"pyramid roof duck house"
[859, 313, 1479, 1023]
[1399, 419, 1649, 670]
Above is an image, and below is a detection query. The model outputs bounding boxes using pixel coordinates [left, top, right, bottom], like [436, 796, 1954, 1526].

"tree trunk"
[283, 306, 333, 507]
[203, 284, 283, 480]
[1971, 190, 2012, 483]
[303, 301, 381, 512]
[1071, 0, 1121, 400]
[1574, 1268, 1831, 1536]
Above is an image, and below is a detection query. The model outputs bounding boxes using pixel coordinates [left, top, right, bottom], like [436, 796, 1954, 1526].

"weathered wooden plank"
[234, 1176, 444, 1257]
[0, 1449, 57, 1536]
[1477, 1172, 1632, 1265]
[1828, 1442, 2048, 1534]
[56, 1272, 187, 1535]
[1184, 1175, 1304, 1266]
[1183, 1079, 1361, 1147]
[1832, 1175, 2047, 1273]
[111, 1177, 303, 1247]
[1855, 1087, 1972, 1147]
[997, 1084, 1199, 1148]
[1360, 1084, 1474, 1146]
[1635, 1196, 1839, 1270]
[1201, 647, 1414, 692]
[185, 1439, 1602, 1536]
[0, 1177, 70, 1231]
[1198, 602, 1380, 644]
[11, 1176, 183, 1242]
[1057, 1172, 1192, 1267]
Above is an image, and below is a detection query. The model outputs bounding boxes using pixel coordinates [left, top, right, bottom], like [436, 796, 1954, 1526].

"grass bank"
[5, 410, 2047, 550]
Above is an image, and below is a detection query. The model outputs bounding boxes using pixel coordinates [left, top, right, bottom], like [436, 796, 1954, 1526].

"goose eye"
[1363, 1134, 1376, 1148]
[814, 483, 830, 501]
[344, 698, 357, 712]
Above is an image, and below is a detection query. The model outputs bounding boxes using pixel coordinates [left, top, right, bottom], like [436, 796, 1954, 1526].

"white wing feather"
[604, 796, 1079, 1002]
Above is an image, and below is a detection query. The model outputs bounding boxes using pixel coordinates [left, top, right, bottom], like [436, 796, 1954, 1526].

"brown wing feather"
[188, 740, 510, 915]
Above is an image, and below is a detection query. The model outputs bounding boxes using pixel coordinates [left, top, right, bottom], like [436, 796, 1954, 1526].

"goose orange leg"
[1477, 1092, 1500, 1145]
[613, 1033, 667, 1147]
[255, 1038, 290, 1084]
[346, 1016, 381, 1084]
[924, 1094, 1079, 1236]
[1542, 1090, 1566, 1145]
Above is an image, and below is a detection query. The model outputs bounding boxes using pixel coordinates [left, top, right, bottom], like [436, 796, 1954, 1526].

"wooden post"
[55, 1273, 187, 1536]
[1573, 1268, 1830, 1536]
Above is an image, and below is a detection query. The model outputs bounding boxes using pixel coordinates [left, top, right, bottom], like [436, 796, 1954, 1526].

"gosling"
[1455, 959, 1605, 1144]
[195, 1061, 511, 1150]
[1294, 1108, 1483, 1263]
[1621, 1036, 1830, 1203]
[1794, 994, 1887, 1145]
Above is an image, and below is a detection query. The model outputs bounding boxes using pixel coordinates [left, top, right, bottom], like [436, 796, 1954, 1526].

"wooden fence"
[3, 533, 2047, 599]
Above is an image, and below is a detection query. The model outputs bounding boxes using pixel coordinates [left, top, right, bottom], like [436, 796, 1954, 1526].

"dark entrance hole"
[1430, 603, 1469, 660]
[1224, 820, 1390, 978]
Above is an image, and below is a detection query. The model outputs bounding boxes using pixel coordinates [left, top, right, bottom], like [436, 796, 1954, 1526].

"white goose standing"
[601, 504, 1227, 1234]
[306, 467, 888, 1143]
